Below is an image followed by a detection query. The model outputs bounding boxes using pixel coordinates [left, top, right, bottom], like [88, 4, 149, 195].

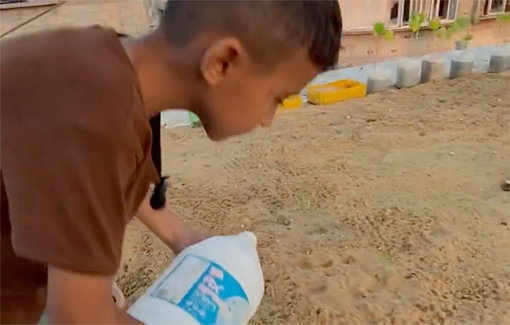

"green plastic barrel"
[188, 111, 202, 127]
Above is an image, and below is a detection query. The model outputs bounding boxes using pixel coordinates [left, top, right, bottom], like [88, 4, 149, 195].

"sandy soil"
[117, 72, 510, 325]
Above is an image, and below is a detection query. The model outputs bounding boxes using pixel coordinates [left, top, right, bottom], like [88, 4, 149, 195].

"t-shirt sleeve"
[2, 123, 135, 276]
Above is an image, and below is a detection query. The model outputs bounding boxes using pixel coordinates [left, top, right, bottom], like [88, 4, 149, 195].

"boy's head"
[156, 0, 342, 140]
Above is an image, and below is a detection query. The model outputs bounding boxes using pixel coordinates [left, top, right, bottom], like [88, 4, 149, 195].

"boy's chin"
[205, 127, 247, 142]
[203, 125, 228, 142]
[203, 121, 255, 141]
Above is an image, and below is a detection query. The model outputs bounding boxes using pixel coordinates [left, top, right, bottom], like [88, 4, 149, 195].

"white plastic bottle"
[127, 231, 264, 325]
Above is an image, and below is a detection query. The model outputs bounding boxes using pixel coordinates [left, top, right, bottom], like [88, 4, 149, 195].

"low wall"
[162, 43, 510, 128]
[302, 43, 510, 101]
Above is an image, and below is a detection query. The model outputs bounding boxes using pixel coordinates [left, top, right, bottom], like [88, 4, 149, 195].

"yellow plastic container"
[281, 95, 303, 110]
[307, 79, 367, 105]
[275, 95, 302, 117]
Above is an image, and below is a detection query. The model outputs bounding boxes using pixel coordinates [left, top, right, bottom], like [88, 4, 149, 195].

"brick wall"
[0, 0, 152, 39]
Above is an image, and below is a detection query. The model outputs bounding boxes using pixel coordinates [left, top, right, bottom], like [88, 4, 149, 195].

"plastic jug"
[127, 231, 264, 325]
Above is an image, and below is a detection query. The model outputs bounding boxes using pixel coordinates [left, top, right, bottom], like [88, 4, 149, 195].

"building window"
[479, 0, 510, 16]
[0, 0, 58, 10]
[341, 0, 459, 32]
[390, 0, 459, 26]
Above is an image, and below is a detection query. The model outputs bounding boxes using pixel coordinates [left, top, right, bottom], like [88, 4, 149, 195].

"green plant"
[496, 13, 510, 43]
[435, 26, 456, 40]
[434, 24, 459, 52]
[450, 16, 472, 48]
[496, 12, 510, 22]
[428, 17, 443, 50]
[409, 11, 426, 39]
[407, 12, 428, 57]
[372, 21, 394, 66]
[429, 17, 442, 32]
[451, 16, 470, 32]
[373, 21, 395, 40]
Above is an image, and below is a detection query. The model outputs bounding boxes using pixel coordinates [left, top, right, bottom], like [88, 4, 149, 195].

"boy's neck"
[121, 35, 193, 118]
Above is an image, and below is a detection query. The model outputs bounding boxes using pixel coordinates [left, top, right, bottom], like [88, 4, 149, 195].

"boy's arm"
[2, 105, 149, 323]
[47, 267, 141, 324]
[136, 191, 210, 255]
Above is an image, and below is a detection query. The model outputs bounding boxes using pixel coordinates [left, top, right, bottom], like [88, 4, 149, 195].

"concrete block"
[395, 59, 421, 89]
[367, 68, 393, 94]
[488, 51, 510, 73]
[421, 55, 445, 83]
[455, 40, 468, 51]
[449, 54, 474, 79]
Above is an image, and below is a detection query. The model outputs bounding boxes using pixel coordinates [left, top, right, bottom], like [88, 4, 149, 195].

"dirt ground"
[117, 72, 510, 325]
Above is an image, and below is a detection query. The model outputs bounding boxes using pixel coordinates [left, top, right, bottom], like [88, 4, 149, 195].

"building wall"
[339, 0, 508, 67]
[340, 19, 508, 67]
[1, 0, 506, 67]
[341, 0, 465, 31]
[0, 0, 152, 39]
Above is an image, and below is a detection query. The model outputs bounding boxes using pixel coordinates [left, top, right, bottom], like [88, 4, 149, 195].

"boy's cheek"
[204, 96, 267, 139]
[208, 116, 257, 140]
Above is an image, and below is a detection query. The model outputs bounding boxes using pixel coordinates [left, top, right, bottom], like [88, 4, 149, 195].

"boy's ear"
[200, 38, 244, 86]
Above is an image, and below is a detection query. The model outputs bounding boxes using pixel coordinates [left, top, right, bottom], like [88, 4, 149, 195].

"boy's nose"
[260, 115, 274, 128]
[260, 109, 276, 128]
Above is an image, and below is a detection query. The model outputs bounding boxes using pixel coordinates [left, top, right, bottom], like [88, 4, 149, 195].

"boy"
[0, 0, 342, 324]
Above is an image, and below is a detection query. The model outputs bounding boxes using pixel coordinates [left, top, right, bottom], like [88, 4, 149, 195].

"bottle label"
[150, 254, 250, 325]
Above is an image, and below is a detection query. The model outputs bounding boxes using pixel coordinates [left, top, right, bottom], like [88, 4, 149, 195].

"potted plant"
[435, 24, 457, 45]
[451, 16, 471, 50]
[372, 21, 394, 68]
[409, 12, 426, 39]
[394, 12, 426, 89]
[496, 12, 510, 43]
[488, 12, 510, 73]
[419, 17, 446, 83]
[368, 21, 395, 93]
[408, 11, 427, 57]
[428, 17, 443, 52]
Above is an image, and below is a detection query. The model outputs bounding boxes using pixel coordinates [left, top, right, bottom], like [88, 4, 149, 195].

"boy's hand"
[136, 191, 211, 255]
[171, 225, 211, 255]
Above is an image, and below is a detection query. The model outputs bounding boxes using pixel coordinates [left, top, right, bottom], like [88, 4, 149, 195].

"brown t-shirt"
[0, 27, 158, 324]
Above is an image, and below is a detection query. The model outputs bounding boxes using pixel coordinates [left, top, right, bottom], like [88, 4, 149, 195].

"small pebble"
[275, 215, 291, 226]
[500, 180, 510, 192]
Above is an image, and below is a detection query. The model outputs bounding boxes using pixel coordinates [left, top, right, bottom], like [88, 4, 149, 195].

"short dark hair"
[159, 0, 342, 71]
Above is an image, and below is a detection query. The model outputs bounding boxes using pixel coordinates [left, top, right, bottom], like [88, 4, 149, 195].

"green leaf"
[435, 28, 447, 39]
[445, 27, 456, 39]
[409, 11, 426, 33]
[373, 21, 388, 37]
[372, 21, 394, 42]
[429, 17, 442, 31]
[496, 13, 510, 22]
[384, 30, 395, 41]
[452, 16, 470, 30]
[436, 27, 456, 40]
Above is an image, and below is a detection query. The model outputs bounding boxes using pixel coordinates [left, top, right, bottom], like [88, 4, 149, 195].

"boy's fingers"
[111, 282, 128, 310]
